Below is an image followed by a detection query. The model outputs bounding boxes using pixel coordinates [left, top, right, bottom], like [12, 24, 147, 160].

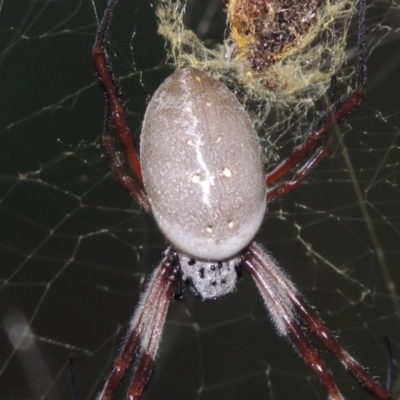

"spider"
[92, 0, 391, 399]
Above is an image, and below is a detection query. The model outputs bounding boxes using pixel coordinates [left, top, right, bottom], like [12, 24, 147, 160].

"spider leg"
[93, 0, 147, 207]
[266, 0, 366, 203]
[103, 103, 151, 212]
[241, 244, 344, 400]
[267, 138, 329, 202]
[241, 243, 391, 400]
[98, 248, 180, 400]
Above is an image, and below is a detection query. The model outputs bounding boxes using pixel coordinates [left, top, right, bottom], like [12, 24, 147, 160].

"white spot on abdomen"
[222, 168, 232, 178]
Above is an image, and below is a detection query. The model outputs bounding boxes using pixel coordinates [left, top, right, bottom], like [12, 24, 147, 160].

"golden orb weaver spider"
[92, 0, 391, 399]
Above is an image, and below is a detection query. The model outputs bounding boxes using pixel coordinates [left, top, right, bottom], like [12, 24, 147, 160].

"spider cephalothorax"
[179, 252, 241, 299]
[92, 0, 391, 399]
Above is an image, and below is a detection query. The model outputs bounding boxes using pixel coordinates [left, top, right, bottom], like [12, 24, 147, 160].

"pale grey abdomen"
[141, 68, 266, 261]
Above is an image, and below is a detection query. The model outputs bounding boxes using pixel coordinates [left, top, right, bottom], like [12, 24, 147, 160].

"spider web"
[1, 0, 400, 399]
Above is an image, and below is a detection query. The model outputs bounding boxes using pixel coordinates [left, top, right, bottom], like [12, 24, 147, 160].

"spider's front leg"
[98, 248, 180, 400]
[93, 0, 150, 212]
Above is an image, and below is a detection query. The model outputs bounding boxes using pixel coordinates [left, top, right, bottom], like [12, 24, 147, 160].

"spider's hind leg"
[241, 243, 391, 400]
[97, 248, 180, 400]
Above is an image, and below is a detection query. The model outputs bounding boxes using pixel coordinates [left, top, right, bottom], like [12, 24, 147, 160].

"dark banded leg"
[98, 248, 180, 400]
[93, 0, 150, 211]
[241, 243, 391, 400]
[102, 103, 151, 212]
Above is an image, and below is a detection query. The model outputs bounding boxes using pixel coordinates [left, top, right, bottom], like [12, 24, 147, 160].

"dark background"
[1, 0, 400, 399]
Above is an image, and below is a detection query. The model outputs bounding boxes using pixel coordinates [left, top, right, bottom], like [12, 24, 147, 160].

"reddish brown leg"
[266, 0, 366, 203]
[267, 138, 329, 202]
[93, 0, 144, 195]
[98, 248, 180, 400]
[103, 104, 150, 212]
[242, 244, 344, 400]
[241, 243, 391, 400]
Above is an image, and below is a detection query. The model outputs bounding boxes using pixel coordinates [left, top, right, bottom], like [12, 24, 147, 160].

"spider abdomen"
[141, 68, 266, 261]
